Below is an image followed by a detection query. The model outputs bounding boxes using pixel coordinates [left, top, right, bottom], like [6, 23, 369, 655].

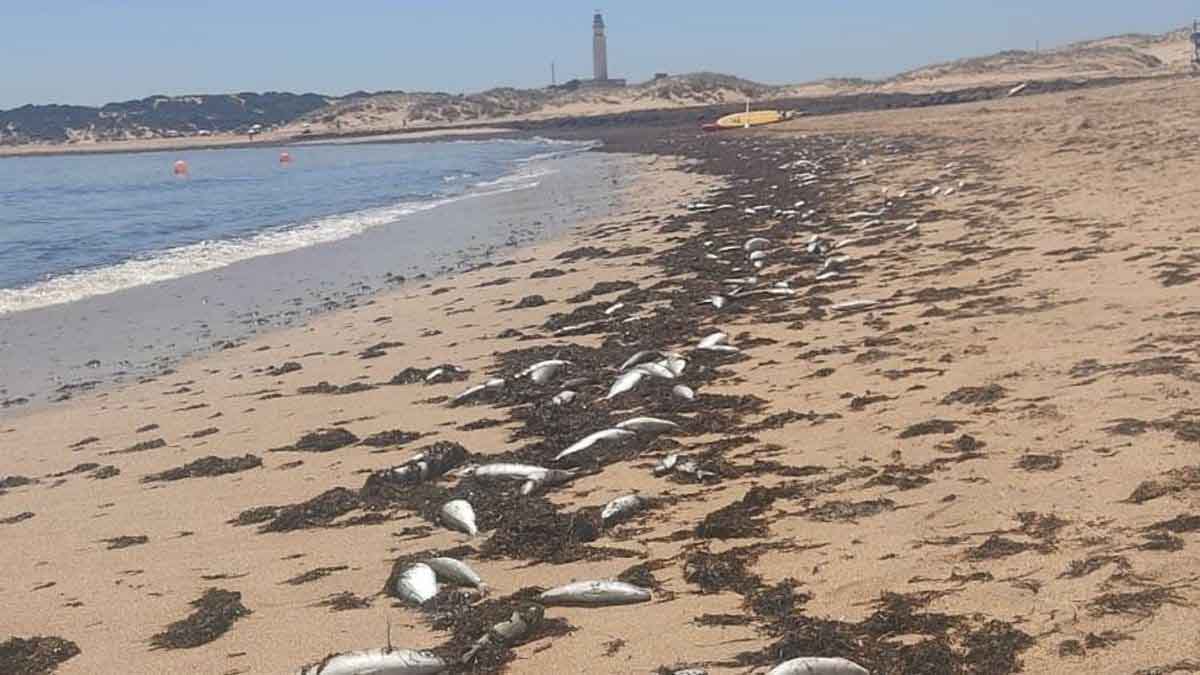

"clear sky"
[1, 1, 1194, 109]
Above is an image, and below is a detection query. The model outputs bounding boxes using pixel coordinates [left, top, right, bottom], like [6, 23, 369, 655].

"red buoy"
[173, 159, 189, 176]
[279, 151, 292, 164]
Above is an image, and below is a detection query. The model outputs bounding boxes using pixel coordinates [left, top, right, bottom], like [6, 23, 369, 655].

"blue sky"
[1, 1, 1194, 109]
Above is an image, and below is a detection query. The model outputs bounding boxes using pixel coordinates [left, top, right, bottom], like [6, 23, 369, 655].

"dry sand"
[6, 77, 1200, 674]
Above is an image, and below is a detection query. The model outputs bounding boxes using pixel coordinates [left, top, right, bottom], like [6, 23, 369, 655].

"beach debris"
[151, 588, 250, 650]
[426, 557, 488, 594]
[696, 332, 740, 354]
[364, 443, 467, 489]
[615, 417, 679, 434]
[766, 657, 870, 675]
[395, 563, 439, 605]
[555, 428, 636, 462]
[605, 370, 646, 399]
[601, 494, 648, 526]
[538, 580, 652, 606]
[462, 604, 544, 663]
[297, 648, 447, 675]
[700, 294, 727, 310]
[440, 499, 478, 536]
[672, 385, 697, 401]
[552, 390, 577, 406]
[654, 454, 719, 482]
[0, 636, 81, 674]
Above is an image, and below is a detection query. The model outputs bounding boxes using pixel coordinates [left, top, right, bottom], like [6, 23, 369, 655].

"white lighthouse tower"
[593, 11, 608, 82]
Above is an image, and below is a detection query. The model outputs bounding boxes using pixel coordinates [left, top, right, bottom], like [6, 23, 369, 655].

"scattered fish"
[615, 417, 679, 434]
[539, 580, 652, 606]
[555, 428, 636, 462]
[440, 499, 478, 536]
[426, 557, 488, 593]
[606, 370, 646, 399]
[634, 362, 677, 381]
[620, 350, 661, 372]
[395, 563, 439, 605]
[519, 360, 570, 385]
[672, 384, 696, 401]
[551, 390, 577, 406]
[297, 648, 448, 675]
[601, 494, 647, 525]
[366, 444, 466, 488]
[744, 237, 771, 252]
[766, 657, 870, 675]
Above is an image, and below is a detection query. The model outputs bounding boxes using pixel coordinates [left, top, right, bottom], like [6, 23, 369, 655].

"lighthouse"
[593, 12, 608, 81]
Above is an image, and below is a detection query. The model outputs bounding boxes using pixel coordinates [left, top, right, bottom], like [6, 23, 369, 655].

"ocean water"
[0, 137, 589, 315]
[0, 137, 632, 410]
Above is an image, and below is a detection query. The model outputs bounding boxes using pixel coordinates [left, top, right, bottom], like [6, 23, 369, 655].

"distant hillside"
[2, 26, 1193, 148]
[0, 92, 330, 145]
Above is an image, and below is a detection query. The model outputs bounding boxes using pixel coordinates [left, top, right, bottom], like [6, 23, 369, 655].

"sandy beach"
[7, 75, 1200, 675]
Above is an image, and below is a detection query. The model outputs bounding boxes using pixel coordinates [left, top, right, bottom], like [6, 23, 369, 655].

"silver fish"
[653, 453, 679, 476]
[615, 417, 679, 434]
[605, 370, 645, 399]
[471, 463, 575, 487]
[766, 657, 870, 675]
[748, 250, 768, 262]
[635, 362, 677, 380]
[661, 354, 687, 377]
[601, 494, 646, 525]
[620, 350, 661, 372]
[744, 237, 771, 252]
[452, 377, 505, 404]
[426, 557, 488, 593]
[440, 499, 478, 536]
[520, 360, 570, 385]
[604, 302, 625, 315]
[554, 428, 635, 462]
[672, 384, 696, 401]
[539, 580, 652, 606]
[297, 648, 448, 675]
[830, 299, 876, 311]
[395, 563, 439, 604]
[697, 332, 728, 349]
[551, 390, 577, 406]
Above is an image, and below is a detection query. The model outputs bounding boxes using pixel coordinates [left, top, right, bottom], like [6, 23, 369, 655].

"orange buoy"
[173, 160, 189, 176]
[279, 151, 292, 164]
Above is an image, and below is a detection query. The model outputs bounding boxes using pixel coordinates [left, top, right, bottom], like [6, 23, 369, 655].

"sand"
[7, 76, 1200, 674]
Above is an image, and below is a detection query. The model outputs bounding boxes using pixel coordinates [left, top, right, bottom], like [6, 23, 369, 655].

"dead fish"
[440, 499, 478, 536]
[601, 494, 647, 525]
[555, 428, 635, 462]
[366, 444, 466, 488]
[653, 453, 679, 476]
[471, 463, 575, 487]
[700, 295, 727, 310]
[538, 580, 652, 606]
[748, 250, 768, 262]
[519, 359, 569, 385]
[395, 563, 439, 604]
[672, 384, 696, 401]
[697, 332, 728, 349]
[830, 299, 876, 311]
[766, 657, 870, 675]
[744, 237, 771, 252]
[661, 354, 687, 376]
[620, 350, 661, 372]
[616, 417, 679, 434]
[452, 377, 505, 405]
[297, 648, 448, 675]
[552, 390, 577, 406]
[426, 557, 488, 593]
[462, 604, 543, 663]
[606, 370, 645, 399]
[604, 302, 625, 315]
[634, 362, 677, 380]
[424, 368, 446, 383]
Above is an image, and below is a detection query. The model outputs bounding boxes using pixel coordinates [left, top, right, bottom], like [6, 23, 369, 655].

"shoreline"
[0, 146, 652, 417]
[6, 76, 1200, 673]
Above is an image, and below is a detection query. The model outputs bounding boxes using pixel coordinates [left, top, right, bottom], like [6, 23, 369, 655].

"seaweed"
[150, 588, 250, 649]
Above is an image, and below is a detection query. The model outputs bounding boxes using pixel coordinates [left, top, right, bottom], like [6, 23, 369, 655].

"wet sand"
[5, 76, 1200, 674]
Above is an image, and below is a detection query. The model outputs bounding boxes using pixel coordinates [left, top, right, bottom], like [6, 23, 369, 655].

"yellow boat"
[714, 109, 789, 129]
